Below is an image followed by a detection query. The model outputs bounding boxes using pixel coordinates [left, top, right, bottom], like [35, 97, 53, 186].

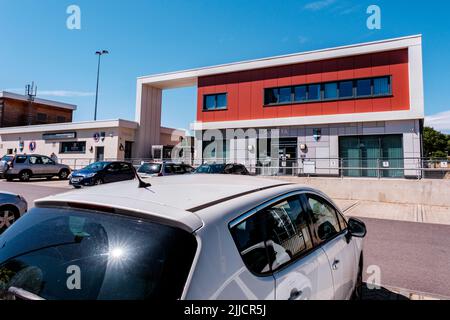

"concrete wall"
[274, 176, 450, 207]
[134, 84, 162, 158]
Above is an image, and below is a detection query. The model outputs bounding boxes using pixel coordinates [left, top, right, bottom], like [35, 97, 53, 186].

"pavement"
[336, 199, 450, 226]
[0, 178, 71, 207]
[359, 217, 450, 298]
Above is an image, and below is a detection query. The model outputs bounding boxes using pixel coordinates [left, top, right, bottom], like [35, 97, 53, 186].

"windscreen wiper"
[6, 286, 45, 300]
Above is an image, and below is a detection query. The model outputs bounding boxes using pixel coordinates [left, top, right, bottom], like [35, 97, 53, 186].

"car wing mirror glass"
[347, 218, 367, 238]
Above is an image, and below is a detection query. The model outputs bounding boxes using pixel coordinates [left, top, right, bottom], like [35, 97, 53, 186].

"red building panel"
[196, 49, 410, 122]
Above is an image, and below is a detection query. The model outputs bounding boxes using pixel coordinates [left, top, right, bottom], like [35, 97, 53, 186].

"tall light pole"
[94, 50, 109, 121]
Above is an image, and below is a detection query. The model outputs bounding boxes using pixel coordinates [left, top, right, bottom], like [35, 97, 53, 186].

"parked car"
[0, 175, 366, 300]
[194, 163, 250, 175]
[137, 162, 194, 177]
[69, 161, 135, 188]
[4, 154, 71, 182]
[0, 192, 27, 234]
[0, 155, 14, 179]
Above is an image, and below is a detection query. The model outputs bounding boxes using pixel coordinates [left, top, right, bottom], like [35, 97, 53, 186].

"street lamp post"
[94, 50, 109, 121]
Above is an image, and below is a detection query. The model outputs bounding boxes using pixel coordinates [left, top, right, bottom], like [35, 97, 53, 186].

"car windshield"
[0, 207, 197, 300]
[83, 162, 109, 172]
[137, 163, 162, 174]
[195, 164, 226, 174]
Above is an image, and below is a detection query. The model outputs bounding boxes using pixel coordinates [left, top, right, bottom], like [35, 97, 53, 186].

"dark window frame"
[60, 141, 87, 154]
[203, 93, 228, 111]
[36, 113, 48, 122]
[263, 75, 393, 107]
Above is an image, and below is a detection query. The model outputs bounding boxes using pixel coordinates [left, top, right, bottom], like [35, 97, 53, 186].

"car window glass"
[230, 196, 313, 275]
[138, 163, 161, 174]
[41, 157, 54, 165]
[15, 156, 27, 164]
[29, 156, 42, 165]
[0, 207, 198, 300]
[307, 195, 341, 242]
[164, 165, 173, 174]
[119, 163, 132, 172]
[172, 165, 184, 174]
[223, 164, 234, 174]
[107, 163, 120, 172]
[263, 197, 313, 271]
[230, 212, 272, 275]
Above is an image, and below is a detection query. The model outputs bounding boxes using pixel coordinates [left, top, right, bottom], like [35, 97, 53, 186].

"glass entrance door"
[95, 147, 105, 162]
[339, 135, 403, 178]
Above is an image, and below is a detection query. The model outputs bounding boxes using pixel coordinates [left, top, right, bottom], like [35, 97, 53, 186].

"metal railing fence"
[55, 157, 450, 180]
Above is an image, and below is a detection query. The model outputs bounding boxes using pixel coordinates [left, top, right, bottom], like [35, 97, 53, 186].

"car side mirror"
[347, 218, 367, 238]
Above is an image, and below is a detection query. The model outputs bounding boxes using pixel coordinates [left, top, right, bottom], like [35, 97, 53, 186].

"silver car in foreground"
[4, 154, 71, 182]
[0, 192, 27, 234]
[0, 175, 366, 300]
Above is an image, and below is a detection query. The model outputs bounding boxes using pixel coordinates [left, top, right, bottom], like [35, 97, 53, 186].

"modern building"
[0, 92, 186, 166]
[136, 35, 424, 178]
[0, 118, 186, 168]
[0, 91, 75, 127]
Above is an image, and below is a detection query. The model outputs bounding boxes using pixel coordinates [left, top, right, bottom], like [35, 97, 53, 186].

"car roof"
[35, 175, 304, 232]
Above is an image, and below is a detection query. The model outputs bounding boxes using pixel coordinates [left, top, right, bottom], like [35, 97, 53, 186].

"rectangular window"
[60, 141, 86, 154]
[324, 83, 338, 99]
[278, 87, 292, 103]
[203, 93, 227, 110]
[57, 116, 66, 123]
[357, 79, 372, 96]
[373, 77, 390, 95]
[36, 113, 47, 122]
[264, 87, 291, 105]
[265, 88, 279, 105]
[339, 81, 354, 98]
[294, 86, 307, 102]
[263, 76, 391, 106]
[308, 84, 321, 100]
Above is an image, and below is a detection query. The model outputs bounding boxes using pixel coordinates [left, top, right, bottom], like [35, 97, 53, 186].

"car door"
[303, 193, 357, 300]
[119, 162, 135, 181]
[41, 156, 56, 175]
[28, 156, 45, 176]
[163, 164, 174, 176]
[265, 195, 334, 300]
[104, 163, 121, 183]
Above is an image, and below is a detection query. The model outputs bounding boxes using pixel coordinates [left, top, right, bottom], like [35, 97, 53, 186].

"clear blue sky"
[1, 0, 449, 132]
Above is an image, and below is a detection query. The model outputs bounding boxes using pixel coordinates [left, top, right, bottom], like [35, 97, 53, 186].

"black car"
[137, 162, 195, 177]
[194, 163, 250, 175]
[69, 161, 135, 188]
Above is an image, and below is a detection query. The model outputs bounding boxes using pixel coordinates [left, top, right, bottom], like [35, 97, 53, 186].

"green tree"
[423, 127, 450, 158]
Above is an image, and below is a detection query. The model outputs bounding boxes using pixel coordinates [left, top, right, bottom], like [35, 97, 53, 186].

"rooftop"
[0, 91, 77, 111]
[138, 34, 422, 89]
[0, 119, 139, 134]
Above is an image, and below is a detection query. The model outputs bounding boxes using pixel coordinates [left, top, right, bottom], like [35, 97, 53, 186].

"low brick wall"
[273, 177, 450, 207]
